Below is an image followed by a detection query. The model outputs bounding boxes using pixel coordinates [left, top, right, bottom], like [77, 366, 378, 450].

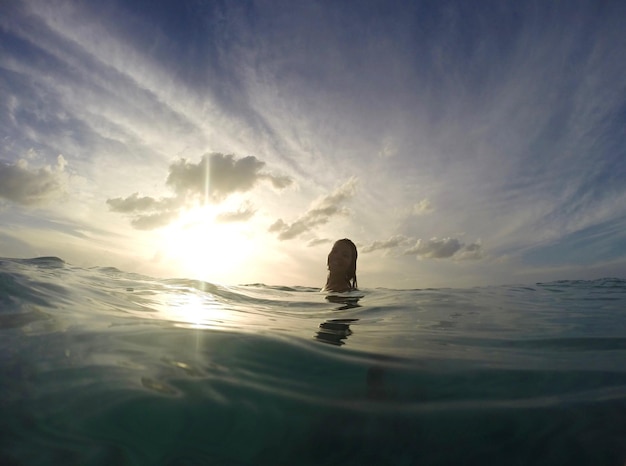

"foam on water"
[2, 257, 626, 465]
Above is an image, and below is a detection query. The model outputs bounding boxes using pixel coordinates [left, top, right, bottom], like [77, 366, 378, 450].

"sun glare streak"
[204, 156, 210, 206]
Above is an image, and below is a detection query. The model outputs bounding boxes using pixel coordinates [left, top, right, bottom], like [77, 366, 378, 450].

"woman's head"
[327, 238, 358, 289]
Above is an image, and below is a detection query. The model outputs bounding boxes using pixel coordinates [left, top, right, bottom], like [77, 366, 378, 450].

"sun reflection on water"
[126, 286, 237, 331]
[165, 291, 233, 330]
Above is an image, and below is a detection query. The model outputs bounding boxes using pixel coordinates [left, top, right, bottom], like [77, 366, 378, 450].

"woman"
[324, 238, 358, 292]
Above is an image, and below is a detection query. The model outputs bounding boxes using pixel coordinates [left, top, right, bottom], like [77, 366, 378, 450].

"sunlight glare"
[159, 205, 255, 283]
[163, 291, 228, 330]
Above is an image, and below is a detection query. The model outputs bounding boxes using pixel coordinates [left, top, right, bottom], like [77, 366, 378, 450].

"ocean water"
[2, 257, 626, 465]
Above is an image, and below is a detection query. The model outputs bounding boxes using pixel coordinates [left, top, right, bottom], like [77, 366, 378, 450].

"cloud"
[166, 153, 291, 202]
[263, 174, 293, 189]
[307, 238, 332, 247]
[404, 237, 484, 260]
[106, 193, 180, 213]
[268, 218, 309, 240]
[106, 193, 182, 230]
[107, 153, 291, 229]
[269, 177, 358, 240]
[378, 136, 398, 158]
[215, 202, 256, 223]
[130, 211, 180, 230]
[362, 235, 412, 253]
[455, 241, 484, 260]
[405, 237, 462, 258]
[362, 234, 484, 260]
[412, 199, 434, 215]
[0, 156, 67, 205]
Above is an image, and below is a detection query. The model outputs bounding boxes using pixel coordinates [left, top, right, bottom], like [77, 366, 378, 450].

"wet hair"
[328, 238, 358, 290]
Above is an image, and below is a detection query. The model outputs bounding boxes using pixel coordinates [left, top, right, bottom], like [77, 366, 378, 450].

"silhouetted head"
[327, 238, 358, 290]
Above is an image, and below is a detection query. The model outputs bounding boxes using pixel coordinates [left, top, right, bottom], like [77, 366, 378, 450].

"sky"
[1, 0, 625, 289]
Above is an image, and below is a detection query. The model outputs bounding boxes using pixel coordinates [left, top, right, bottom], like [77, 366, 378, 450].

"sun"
[157, 205, 256, 283]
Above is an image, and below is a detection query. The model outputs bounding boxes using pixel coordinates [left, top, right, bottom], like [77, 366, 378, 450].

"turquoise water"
[1, 257, 626, 465]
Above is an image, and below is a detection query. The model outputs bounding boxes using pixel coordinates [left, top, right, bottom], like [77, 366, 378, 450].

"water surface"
[1, 257, 626, 465]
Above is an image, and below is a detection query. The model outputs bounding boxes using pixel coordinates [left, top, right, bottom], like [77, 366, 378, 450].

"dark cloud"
[269, 178, 357, 240]
[106, 193, 180, 213]
[268, 218, 287, 233]
[107, 153, 291, 229]
[405, 237, 462, 258]
[363, 234, 484, 260]
[264, 174, 293, 189]
[362, 235, 412, 253]
[404, 237, 484, 260]
[167, 153, 292, 202]
[106, 194, 182, 229]
[455, 241, 484, 260]
[269, 218, 310, 240]
[0, 157, 66, 205]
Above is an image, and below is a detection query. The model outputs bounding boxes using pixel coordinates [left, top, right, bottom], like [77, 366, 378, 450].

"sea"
[1, 257, 626, 466]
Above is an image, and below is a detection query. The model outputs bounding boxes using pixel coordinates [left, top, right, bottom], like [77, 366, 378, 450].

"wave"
[537, 277, 626, 287]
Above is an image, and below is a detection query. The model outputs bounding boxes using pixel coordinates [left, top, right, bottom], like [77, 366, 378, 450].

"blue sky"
[1, 0, 625, 288]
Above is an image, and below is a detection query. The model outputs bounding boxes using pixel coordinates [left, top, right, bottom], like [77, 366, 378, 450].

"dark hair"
[328, 238, 358, 289]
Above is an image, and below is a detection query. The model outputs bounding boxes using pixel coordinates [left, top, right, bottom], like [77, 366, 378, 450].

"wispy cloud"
[269, 177, 358, 240]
